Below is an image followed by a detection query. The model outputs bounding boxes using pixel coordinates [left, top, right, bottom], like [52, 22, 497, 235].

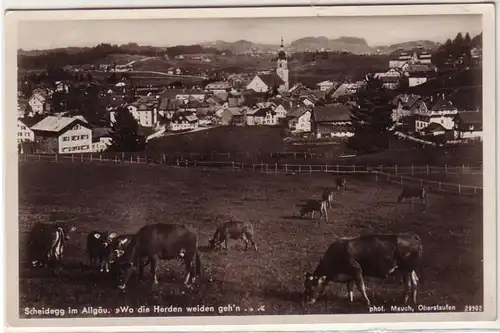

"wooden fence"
[19, 153, 483, 176]
[19, 153, 483, 197]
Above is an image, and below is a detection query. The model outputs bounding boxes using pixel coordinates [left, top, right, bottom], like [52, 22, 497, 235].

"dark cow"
[397, 186, 427, 209]
[115, 223, 202, 290]
[28, 222, 76, 272]
[86, 231, 117, 273]
[321, 189, 334, 208]
[336, 177, 347, 191]
[107, 234, 136, 264]
[209, 221, 258, 252]
[303, 233, 423, 307]
[300, 199, 329, 222]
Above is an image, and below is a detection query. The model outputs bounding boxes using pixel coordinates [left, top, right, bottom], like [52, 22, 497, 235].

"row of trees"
[432, 32, 482, 69]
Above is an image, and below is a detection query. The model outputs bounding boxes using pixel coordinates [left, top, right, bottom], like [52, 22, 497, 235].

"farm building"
[286, 107, 312, 133]
[17, 119, 35, 144]
[414, 97, 458, 132]
[215, 107, 244, 126]
[391, 94, 425, 124]
[168, 112, 199, 132]
[246, 107, 277, 126]
[246, 74, 285, 93]
[91, 127, 113, 152]
[454, 111, 483, 141]
[30, 115, 92, 154]
[28, 92, 49, 116]
[311, 104, 353, 139]
[316, 80, 335, 91]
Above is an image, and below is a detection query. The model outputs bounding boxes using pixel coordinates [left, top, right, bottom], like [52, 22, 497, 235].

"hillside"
[201, 40, 278, 54]
[375, 40, 440, 54]
[289, 36, 373, 54]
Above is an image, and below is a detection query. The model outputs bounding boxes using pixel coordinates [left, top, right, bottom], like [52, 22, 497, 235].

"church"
[246, 38, 290, 93]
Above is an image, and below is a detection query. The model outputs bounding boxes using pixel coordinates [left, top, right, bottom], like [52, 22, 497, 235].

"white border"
[2, 3, 498, 332]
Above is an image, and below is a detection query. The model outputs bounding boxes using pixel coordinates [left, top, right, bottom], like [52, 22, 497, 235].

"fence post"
[395, 165, 398, 174]
[100, 154, 102, 161]
[439, 182, 442, 190]
[353, 165, 356, 173]
[462, 164, 465, 173]
[411, 165, 414, 176]
[55, 154, 58, 162]
[115, 156, 118, 163]
[379, 165, 382, 173]
[285, 164, 288, 173]
[232, 162, 235, 172]
[458, 184, 461, 194]
[310, 165, 312, 174]
[336, 165, 339, 173]
[299, 165, 302, 173]
[130, 156, 133, 164]
[80, 154, 83, 163]
[137, 156, 140, 163]
[325, 164, 328, 173]
[252, 164, 255, 172]
[90, 154, 93, 162]
[426, 165, 429, 176]
[71, 154, 74, 163]
[275, 163, 278, 174]
[473, 187, 477, 194]
[445, 164, 448, 175]
[400, 176, 403, 184]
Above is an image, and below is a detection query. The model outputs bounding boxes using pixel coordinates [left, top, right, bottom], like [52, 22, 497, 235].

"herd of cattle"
[26, 176, 428, 309]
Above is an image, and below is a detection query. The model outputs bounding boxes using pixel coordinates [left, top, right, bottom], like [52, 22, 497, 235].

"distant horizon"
[18, 15, 482, 51]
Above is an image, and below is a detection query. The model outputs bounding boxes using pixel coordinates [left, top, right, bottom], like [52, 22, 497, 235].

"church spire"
[281, 37, 284, 48]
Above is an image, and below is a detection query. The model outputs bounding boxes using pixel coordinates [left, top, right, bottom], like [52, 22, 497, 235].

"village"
[16, 36, 483, 155]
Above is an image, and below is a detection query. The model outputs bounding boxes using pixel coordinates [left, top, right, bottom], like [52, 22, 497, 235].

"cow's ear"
[94, 233, 101, 239]
[119, 238, 128, 245]
[318, 276, 327, 284]
[70, 226, 76, 232]
[109, 232, 117, 239]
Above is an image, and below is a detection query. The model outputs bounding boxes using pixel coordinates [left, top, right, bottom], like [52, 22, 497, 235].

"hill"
[289, 36, 373, 54]
[375, 40, 440, 54]
[201, 40, 278, 54]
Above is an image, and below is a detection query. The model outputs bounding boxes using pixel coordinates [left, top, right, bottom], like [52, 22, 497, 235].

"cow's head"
[107, 237, 130, 264]
[58, 225, 77, 240]
[303, 272, 327, 305]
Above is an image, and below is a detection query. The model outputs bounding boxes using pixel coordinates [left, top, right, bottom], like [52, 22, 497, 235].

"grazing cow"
[86, 231, 117, 273]
[28, 222, 76, 271]
[300, 199, 329, 222]
[115, 223, 202, 290]
[336, 177, 347, 191]
[321, 189, 334, 208]
[303, 233, 423, 307]
[397, 186, 427, 209]
[209, 221, 258, 252]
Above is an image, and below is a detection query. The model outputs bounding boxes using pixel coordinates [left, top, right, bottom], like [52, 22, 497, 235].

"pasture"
[18, 161, 483, 317]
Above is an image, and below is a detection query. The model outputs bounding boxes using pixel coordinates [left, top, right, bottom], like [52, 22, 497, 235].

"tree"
[346, 76, 395, 153]
[107, 107, 147, 152]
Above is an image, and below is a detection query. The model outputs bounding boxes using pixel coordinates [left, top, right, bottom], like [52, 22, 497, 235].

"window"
[63, 136, 70, 142]
[73, 124, 81, 130]
[21, 126, 26, 130]
[17, 133, 22, 137]
[72, 135, 79, 141]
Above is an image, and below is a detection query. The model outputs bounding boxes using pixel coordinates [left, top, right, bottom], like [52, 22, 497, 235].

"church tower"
[276, 37, 289, 91]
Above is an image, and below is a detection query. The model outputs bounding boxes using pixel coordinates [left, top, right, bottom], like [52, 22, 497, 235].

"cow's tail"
[195, 251, 202, 276]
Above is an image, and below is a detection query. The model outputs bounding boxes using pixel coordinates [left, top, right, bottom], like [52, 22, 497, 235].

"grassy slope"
[19, 161, 483, 317]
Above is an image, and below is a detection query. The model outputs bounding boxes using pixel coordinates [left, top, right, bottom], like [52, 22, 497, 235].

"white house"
[312, 104, 353, 139]
[273, 104, 288, 120]
[414, 98, 458, 132]
[287, 108, 312, 133]
[316, 80, 335, 91]
[175, 90, 206, 103]
[168, 112, 199, 131]
[454, 111, 482, 141]
[28, 93, 47, 115]
[246, 74, 285, 93]
[246, 107, 277, 126]
[31, 115, 92, 154]
[17, 119, 35, 144]
[205, 81, 232, 94]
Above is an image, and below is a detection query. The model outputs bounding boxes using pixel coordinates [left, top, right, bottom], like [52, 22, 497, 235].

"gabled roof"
[329, 83, 358, 99]
[312, 104, 352, 122]
[423, 122, 447, 133]
[31, 115, 89, 133]
[256, 74, 285, 88]
[287, 107, 310, 119]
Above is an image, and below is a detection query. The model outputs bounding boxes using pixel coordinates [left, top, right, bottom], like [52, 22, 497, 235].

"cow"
[321, 189, 334, 208]
[209, 221, 258, 252]
[86, 231, 117, 273]
[114, 223, 202, 291]
[336, 177, 347, 191]
[28, 222, 77, 272]
[299, 199, 329, 222]
[303, 233, 423, 307]
[397, 186, 427, 210]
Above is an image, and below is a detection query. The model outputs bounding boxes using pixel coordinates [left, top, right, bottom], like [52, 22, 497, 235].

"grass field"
[18, 161, 483, 317]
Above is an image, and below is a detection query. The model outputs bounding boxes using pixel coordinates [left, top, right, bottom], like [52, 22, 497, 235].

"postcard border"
[3, 3, 498, 330]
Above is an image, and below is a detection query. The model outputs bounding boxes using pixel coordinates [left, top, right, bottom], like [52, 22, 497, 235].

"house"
[419, 122, 447, 136]
[246, 107, 277, 126]
[454, 111, 482, 141]
[273, 104, 288, 120]
[126, 96, 160, 128]
[175, 89, 206, 103]
[391, 94, 425, 123]
[28, 93, 48, 115]
[168, 112, 199, 132]
[317, 80, 335, 91]
[30, 115, 92, 154]
[17, 101, 28, 118]
[389, 48, 433, 69]
[329, 83, 359, 101]
[91, 127, 112, 152]
[17, 119, 35, 144]
[216, 107, 244, 126]
[54, 81, 70, 93]
[311, 104, 353, 139]
[286, 107, 312, 133]
[414, 97, 458, 132]
[205, 81, 232, 94]
[246, 74, 285, 93]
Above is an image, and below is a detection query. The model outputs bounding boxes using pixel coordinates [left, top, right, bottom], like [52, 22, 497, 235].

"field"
[18, 161, 483, 317]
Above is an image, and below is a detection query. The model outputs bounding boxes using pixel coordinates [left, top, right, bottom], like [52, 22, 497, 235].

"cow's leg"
[411, 270, 419, 304]
[183, 256, 194, 288]
[250, 237, 258, 251]
[402, 273, 412, 304]
[241, 234, 249, 251]
[351, 262, 371, 306]
[347, 280, 355, 303]
[138, 258, 145, 281]
[311, 211, 315, 220]
[150, 258, 158, 285]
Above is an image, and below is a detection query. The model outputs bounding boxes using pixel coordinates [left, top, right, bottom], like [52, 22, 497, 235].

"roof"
[457, 111, 482, 125]
[312, 104, 352, 122]
[330, 83, 358, 99]
[430, 98, 457, 112]
[257, 74, 285, 88]
[31, 115, 89, 133]
[423, 122, 447, 133]
[287, 107, 310, 119]
[404, 64, 436, 73]
[391, 94, 423, 109]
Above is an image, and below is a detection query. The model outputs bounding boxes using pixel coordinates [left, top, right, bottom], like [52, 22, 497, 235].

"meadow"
[18, 160, 483, 317]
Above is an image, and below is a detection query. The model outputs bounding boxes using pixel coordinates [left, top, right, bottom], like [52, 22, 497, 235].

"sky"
[17, 15, 482, 50]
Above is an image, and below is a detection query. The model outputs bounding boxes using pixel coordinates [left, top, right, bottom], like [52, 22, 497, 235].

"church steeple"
[276, 36, 289, 91]
[277, 36, 287, 60]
